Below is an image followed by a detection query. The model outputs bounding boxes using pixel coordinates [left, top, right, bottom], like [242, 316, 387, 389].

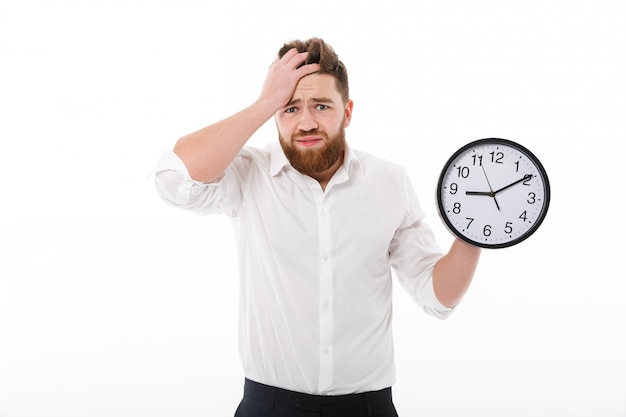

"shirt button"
[323, 300, 330, 309]
[294, 398, 302, 407]
[321, 254, 329, 262]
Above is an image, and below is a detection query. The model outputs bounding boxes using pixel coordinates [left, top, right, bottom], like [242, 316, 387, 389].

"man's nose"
[297, 108, 318, 132]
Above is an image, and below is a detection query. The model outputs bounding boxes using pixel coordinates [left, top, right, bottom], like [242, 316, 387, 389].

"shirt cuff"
[419, 277, 456, 320]
[152, 149, 192, 179]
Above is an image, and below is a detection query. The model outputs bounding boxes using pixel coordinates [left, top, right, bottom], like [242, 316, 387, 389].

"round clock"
[436, 138, 550, 249]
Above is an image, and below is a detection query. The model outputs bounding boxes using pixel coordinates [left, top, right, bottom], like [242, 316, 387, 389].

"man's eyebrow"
[311, 97, 335, 103]
[285, 97, 336, 107]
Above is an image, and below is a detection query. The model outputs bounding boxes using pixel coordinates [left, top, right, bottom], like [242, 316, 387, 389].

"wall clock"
[436, 138, 550, 249]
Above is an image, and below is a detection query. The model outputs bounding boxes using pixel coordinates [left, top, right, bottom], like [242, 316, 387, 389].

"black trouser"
[234, 378, 399, 417]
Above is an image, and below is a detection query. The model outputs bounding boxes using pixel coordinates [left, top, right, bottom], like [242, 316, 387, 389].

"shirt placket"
[315, 190, 334, 394]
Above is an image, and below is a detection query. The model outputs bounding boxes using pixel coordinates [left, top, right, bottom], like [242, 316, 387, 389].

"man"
[154, 38, 480, 417]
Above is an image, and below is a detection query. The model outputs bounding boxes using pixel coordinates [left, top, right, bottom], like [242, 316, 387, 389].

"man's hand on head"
[259, 48, 321, 111]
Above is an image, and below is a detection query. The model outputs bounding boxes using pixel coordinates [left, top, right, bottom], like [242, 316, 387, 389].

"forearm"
[173, 98, 277, 183]
[432, 239, 481, 308]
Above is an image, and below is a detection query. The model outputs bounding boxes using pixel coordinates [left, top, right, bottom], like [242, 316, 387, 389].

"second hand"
[481, 164, 501, 211]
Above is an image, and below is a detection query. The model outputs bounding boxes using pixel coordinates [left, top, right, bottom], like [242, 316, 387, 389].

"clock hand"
[481, 165, 495, 192]
[464, 189, 502, 208]
[481, 164, 501, 211]
[465, 190, 493, 196]
[494, 174, 533, 195]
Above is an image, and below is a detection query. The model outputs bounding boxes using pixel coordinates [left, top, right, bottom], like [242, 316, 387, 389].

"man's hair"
[278, 38, 349, 104]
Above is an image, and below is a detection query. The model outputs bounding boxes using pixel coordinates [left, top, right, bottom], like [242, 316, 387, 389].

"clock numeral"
[519, 210, 528, 222]
[490, 151, 504, 164]
[523, 175, 532, 186]
[449, 183, 458, 195]
[504, 222, 513, 234]
[452, 202, 461, 214]
[514, 161, 520, 172]
[465, 217, 474, 229]
[471, 154, 483, 166]
[455, 166, 470, 178]
[527, 192, 536, 204]
[483, 224, 492, 237]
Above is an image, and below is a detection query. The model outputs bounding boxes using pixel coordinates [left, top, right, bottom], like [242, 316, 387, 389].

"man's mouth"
[295, 136, 324, 147]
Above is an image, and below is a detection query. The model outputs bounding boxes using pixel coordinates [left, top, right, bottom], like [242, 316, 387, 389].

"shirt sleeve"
[152, 149, 243, 217]
[389, 172, 455, 320]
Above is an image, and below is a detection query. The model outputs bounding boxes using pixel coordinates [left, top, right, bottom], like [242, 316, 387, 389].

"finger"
[296, 62, 321, 77]
[269, 49, 301, 72]
[277, 48, 300, 66]
[285, 50, 312, 68]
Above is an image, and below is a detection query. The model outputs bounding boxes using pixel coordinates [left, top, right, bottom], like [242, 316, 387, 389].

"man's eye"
[285, 107, 297, 113]
[316, 104, 329, 111]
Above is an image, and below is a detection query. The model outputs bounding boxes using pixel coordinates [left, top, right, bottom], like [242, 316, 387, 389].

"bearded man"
[154, 38, 481, 417]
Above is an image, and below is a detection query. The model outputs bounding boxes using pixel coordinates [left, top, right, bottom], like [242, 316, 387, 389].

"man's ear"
[343, 99, 354, 127]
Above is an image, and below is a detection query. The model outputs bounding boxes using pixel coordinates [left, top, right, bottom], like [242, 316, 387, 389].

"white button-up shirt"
[154, 143, 453, 396]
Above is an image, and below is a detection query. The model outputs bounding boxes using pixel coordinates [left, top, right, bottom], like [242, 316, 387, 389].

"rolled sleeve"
[390, 173, 455, 320]
[152, 149, 237, 216]
[390, 219, 455, 320]
[415, 270, 455, 319]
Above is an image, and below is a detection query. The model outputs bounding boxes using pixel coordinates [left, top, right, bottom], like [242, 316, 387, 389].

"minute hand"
[494, 174, 533, 195]
[465, 190, 493, 196]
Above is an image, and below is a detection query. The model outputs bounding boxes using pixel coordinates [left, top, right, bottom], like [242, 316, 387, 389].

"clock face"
[437, 138, 550, 249]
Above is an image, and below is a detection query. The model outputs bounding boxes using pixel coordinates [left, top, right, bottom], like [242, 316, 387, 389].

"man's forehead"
[293, 73, 341, 98]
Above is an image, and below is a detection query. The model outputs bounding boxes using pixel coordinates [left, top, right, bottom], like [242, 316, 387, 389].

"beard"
[279, 127, 346, 177]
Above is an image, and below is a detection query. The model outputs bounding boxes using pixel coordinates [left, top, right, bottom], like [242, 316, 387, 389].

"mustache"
[292, 130, 327, 140]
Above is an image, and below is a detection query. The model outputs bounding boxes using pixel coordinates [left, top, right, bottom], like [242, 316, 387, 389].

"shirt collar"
[269, 142, 362, 178]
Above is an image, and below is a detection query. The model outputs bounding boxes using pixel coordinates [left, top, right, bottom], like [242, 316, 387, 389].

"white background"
[1, 1, 625, 416]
